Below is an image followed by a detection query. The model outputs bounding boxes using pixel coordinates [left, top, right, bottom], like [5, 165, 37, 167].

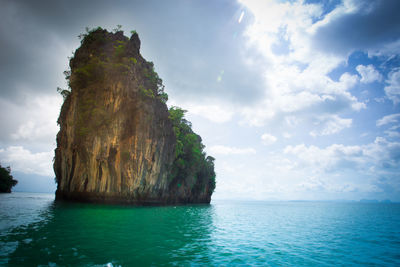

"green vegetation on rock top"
[59, 27, 168, 104]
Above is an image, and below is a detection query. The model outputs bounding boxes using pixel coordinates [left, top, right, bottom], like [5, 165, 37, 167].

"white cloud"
[284, 143, 364, 171]
[168, 100, 234, 124]
[284, 137, 400, 173]
[0, 146, 53, 176]
[385, 130, 400, 138]
[376, 113, 400, 127]
[296, 176, 383, 194]
[374, 97, 385, 103]
[296, 176, 327, 192]
[1, 94, 62, 143]
[237, 0, 365, 132]
[384, 69, 400, 104]
[209, 145, 256, 155]
[213, 137, 400, 200]
[261, 133, 277, 145]
[310, 115, 352, 136]
[239, 104, 275, 127]
[369, 39, 400, 57]
[356, 64, 382, 84]
[187, 104, 234, 123]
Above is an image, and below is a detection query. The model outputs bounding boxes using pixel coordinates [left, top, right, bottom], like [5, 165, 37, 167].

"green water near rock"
[1, 193, 213, 266]
[1, 192, 400, 266]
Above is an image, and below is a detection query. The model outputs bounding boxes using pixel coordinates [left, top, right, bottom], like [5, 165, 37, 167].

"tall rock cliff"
[54, 28, 215, 204]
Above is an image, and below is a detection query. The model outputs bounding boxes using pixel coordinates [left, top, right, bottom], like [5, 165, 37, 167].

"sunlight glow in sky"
[0, 0, 399, 201]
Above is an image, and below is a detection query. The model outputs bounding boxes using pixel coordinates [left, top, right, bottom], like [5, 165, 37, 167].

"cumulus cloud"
[236, 0, 366, 135]
[376, 113, 400, 127]
[209, 145, 256, 155]
[181, 103, 234, 123]
[284, 143, 364, 171]
[0, 146, 53, 176]
[384, 69, 400, 104]
[0, 94, 62, 149]
[11, 95, 61, 142]
[284, 137, 400, 173]
[310, 115, 352, 136]
[356, 64, 382, 83]
[296, 176, 382, 194]
[213, 138, 399, 200]
[297, 176, 328, 192]
[238, 72, 363, 128]
[261, 133, 277, 145]
[385, 130, 400, 138]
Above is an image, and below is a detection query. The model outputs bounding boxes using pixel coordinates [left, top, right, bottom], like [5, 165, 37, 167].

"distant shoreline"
[7, 192, 398, 203]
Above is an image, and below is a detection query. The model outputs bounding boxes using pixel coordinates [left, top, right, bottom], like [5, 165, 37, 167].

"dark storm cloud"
[312, 0, 400, 55]
[0, 0, 265, 104]
[0, 0, 114, 99]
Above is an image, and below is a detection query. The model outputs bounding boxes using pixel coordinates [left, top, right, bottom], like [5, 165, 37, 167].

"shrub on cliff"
[0, 164, 18, 193]
[168, 106, 216, 192]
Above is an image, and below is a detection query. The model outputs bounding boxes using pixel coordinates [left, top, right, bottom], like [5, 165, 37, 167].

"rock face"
[54, 28, 215, 204]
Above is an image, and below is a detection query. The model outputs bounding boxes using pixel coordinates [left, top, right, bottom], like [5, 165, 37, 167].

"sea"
[1, 193, 399, 266]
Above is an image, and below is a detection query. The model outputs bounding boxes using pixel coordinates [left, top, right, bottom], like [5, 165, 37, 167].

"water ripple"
[1, 194, 400, 266]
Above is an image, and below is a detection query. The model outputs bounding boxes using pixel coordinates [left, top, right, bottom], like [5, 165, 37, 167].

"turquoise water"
[1, 193, 400, 266]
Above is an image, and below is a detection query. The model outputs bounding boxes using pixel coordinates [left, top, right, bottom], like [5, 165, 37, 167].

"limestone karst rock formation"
[54, 28, 215, 204]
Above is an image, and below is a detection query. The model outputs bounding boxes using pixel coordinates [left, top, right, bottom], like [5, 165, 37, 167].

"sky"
[0, 0, 399, 201]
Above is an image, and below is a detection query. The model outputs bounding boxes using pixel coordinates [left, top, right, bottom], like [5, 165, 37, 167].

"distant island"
[54, 27, 216, 204]
[0, 164, 18, 193]
[360, 199, 392, 203]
